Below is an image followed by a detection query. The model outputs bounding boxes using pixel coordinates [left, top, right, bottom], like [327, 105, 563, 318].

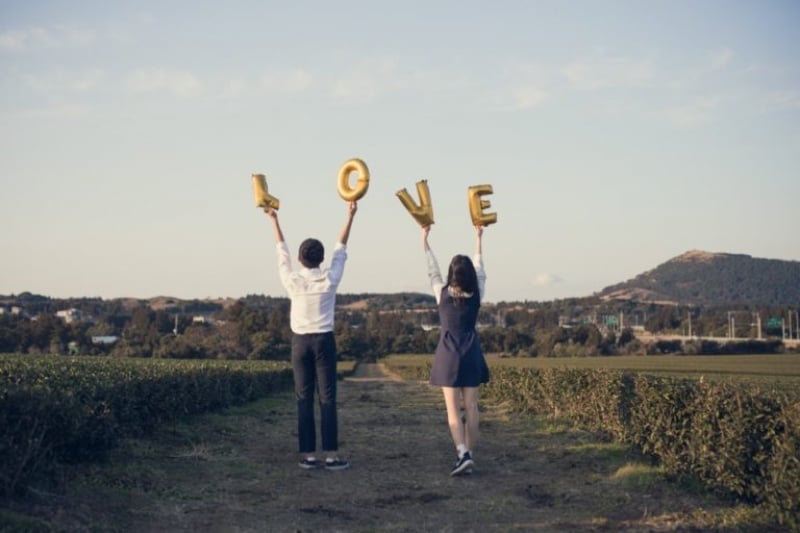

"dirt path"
[7, 364, 763, 532]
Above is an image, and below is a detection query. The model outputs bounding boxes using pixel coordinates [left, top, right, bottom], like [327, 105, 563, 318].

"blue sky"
[1, 1, 798, 303]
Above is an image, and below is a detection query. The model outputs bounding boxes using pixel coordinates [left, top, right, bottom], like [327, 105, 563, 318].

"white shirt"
[276, 241, 347, 334]
[426, 248, 486, 305]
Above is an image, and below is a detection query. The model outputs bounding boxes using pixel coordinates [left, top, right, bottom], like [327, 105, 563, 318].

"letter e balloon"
[467, 184, 497, 226]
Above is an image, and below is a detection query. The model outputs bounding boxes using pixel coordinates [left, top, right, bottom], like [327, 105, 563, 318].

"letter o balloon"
[337, 158, 370, 202]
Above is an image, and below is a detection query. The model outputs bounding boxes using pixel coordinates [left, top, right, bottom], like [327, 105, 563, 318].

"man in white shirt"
[265, 202, 357, 470]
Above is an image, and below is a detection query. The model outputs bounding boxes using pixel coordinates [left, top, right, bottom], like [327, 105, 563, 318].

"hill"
[598, 250, 800, 306]
[4, 251, 797, 311]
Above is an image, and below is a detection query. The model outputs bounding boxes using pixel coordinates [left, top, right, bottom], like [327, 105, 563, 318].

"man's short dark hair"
[298, 238, 324, 268]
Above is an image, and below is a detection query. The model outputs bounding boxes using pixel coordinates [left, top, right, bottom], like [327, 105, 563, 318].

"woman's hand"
[474, 224, 483, 255]
[422, 225, 431, 251]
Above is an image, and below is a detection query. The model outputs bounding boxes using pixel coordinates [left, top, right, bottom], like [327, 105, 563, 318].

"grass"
[387, 352, 800, 375]
[386, 353, 800, 394]
[0, 360, 790, 532]
[491, 353, 800, 376]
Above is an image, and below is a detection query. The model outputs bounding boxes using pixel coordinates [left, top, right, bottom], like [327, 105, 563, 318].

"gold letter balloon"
[252, 173, 280, 211]
[396, 180, 434, 227]
[337, 158, 370, 202]
[467, 184, 497, 226]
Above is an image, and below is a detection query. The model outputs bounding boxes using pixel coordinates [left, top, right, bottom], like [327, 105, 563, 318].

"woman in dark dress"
[422, 224, 489, 476]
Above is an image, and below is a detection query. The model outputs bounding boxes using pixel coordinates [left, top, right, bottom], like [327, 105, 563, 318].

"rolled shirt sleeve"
[473, 253, 486, 302]
[426, 248, 445, 304]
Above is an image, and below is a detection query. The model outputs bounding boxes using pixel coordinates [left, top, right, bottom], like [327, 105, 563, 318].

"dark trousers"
[291, 331, 339, 454]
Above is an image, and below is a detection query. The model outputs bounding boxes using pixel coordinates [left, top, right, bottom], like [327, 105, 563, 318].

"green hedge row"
[387, 361, 799, 529]
[0, 355, 294, 496]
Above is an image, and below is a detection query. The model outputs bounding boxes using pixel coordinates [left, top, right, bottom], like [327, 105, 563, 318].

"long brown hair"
[446, 255, 478, 296]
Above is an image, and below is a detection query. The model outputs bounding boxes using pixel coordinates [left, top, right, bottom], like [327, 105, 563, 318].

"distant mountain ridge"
[3, 252, 798, 310]
[599, 250, 800, 306]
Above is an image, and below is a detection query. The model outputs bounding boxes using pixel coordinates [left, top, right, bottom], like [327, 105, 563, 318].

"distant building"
[91, 336, 119, 345]
[56, 308, 83, 324]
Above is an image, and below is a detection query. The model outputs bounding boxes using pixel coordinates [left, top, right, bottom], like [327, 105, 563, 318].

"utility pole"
[756, 312, 762, 340]
[728, 311, 734, 339]
[688, 311, 692, 338]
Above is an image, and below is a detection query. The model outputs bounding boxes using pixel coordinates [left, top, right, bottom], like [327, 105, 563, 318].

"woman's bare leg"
[461, 387, 479, 453]
[442, 387, 465, 451]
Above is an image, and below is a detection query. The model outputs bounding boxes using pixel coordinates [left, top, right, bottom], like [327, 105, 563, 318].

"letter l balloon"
[252, 174, 280, 211]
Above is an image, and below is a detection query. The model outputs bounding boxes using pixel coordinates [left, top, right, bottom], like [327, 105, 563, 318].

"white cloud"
[666, 47, 736, 91]
[70, 69, 104, 92]
[665, 96, 722, 126]
[126, 68, 202, 96]
[509, 86, 547, 110]
[330, 59, 410, 103]
[259, 68, 313, 93]
[331, 72, 378, 102]
[61, 27, 95, 47]
[708, 47, 733, 70]
[220, 77, 248, 99]
[533, 273, 563, 287]
[23, 102, 89, 119]
[561, 52, 654, 90]
[0, 26, 95, 52]
[18, 69, 104, 95]
[0, 29, 30, 51]
[763, 90, 800, 111]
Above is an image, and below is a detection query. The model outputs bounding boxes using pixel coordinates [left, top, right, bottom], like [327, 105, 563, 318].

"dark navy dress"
[429, 286, 490, 387]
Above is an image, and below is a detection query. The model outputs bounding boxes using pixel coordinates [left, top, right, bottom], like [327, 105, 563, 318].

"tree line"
[0, 293, 796, 359]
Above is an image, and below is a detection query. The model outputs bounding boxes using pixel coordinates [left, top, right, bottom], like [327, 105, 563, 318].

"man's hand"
[338, 202, 358, 245]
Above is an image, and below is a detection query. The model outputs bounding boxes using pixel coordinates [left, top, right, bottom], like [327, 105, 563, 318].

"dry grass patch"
[0, 364, 784, 532]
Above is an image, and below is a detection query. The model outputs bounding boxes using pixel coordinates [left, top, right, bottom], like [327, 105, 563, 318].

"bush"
[0, 355, 293, 496]
[387, 359, 800, 529]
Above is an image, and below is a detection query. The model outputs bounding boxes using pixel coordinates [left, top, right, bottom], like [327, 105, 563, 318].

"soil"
[1, 364, 776, 532]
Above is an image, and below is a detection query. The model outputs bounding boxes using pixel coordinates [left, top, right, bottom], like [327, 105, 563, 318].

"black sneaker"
[324, 458, 350, 471]
[450, 452, 474, 476]
[298, 458, 319, 469]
